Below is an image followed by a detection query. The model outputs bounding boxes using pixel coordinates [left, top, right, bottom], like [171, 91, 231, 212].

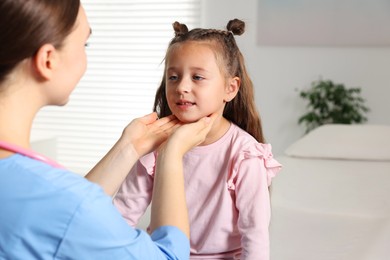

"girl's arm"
[113, 161, 154, 227]
[85, 113, 178, 196]
[236, 157, 272, 260]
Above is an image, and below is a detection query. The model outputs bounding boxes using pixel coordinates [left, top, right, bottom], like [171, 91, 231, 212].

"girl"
[114, 19, 282, 259]
[0, 0, 217, 258]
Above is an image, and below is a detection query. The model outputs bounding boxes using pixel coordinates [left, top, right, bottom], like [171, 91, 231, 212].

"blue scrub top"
[0, 154, 189, 259]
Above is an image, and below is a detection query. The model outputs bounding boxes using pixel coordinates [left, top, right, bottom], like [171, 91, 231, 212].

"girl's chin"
[174, 114, 203, 124]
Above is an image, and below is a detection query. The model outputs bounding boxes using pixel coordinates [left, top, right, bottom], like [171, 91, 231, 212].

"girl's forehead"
[167, 41, 219, 63]
[166, 40, 229, 75]
[170, 40, 216, 52]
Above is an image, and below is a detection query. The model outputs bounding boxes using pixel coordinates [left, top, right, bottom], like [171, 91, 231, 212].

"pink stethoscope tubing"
[0, 140, 64, 169]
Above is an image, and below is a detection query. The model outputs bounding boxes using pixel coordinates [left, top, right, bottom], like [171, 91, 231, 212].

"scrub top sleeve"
[151, 226, 190, 260]
[55, 186, 189, 259]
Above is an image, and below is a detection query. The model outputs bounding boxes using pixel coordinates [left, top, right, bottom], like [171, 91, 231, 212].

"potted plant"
[298, 79, 370, 133]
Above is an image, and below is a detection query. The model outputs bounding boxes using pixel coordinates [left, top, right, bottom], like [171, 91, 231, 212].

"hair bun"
[226, 19, 245, 36]
[172, 21, 189, 36]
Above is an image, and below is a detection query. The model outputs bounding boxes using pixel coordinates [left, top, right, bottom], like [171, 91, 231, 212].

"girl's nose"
[176, 79, 191, 94]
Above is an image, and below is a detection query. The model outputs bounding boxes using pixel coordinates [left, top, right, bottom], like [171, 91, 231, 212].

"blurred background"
[32, 0, 390, 175]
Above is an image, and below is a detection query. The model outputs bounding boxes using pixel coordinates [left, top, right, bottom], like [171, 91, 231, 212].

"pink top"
[114, 123, 282, 259]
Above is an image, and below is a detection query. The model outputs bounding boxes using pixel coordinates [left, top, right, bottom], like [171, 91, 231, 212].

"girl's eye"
[84, 42, 90, 47]
[193, 75, 204, 81]
[168, 75, 178, 81]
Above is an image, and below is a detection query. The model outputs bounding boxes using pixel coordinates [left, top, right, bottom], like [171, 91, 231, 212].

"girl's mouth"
[177, 101, 195, 105]
[176, 101, 195, 109]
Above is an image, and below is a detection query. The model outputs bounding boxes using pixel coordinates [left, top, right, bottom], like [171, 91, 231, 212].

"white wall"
[202, 0, 390, 156]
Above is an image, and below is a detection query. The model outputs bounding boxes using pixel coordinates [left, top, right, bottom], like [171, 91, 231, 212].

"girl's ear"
[33, 44, 58, 80]
[224, 76, 240, 102]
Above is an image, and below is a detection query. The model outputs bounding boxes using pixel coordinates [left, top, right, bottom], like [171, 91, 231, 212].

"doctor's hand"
[86, 112, 180, 197]
[160, 113, 218, 157]
[122, 112, 180, 157]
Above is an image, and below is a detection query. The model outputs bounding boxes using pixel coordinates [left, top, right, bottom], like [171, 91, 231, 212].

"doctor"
[0, 0, 216, 259]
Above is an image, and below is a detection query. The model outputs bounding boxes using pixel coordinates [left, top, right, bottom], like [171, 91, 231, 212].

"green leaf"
[297, 79, 370, 133]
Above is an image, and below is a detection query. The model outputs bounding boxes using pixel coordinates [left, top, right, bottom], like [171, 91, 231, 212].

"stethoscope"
[0, 140, 64, 169]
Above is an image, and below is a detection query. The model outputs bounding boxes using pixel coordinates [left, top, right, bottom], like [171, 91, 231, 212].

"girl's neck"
[201, 116, 231, 146]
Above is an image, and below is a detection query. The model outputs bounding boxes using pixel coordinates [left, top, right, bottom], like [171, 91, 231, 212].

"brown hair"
[153, 19, 265, 143]
[0, 0, 80, 83]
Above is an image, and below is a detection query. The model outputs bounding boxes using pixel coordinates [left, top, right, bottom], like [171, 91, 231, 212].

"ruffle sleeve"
[227, 143, 282, 190]
[138, 152, 157, 177]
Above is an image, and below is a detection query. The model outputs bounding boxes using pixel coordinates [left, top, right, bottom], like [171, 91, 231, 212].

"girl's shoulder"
[229, 123, 269, 152]
[227, 124, 282, 189]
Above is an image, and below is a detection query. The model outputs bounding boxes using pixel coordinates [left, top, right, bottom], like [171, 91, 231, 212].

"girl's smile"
[175, 99, 196, 110]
